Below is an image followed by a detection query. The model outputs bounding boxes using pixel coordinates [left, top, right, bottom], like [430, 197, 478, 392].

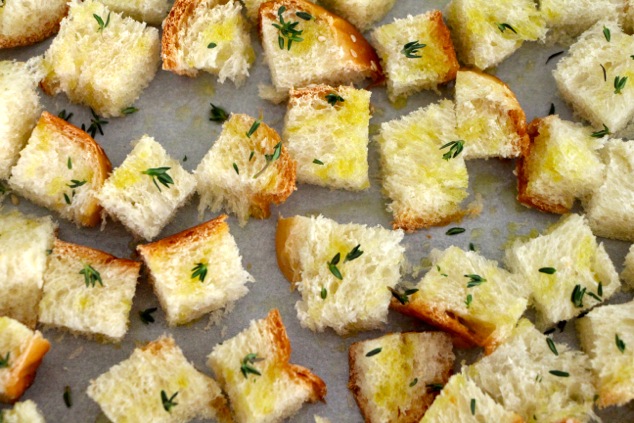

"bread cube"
[517, 115, 605, 214]
[349, 332, 454, 423]
[8, 112, 112, 227]
[0, 59, 41, 180]
[258, 0, 382, 101]
[583, 139, 634, 241]
[284, 85, 370, 190]
[41, 0, 160, 118]
[38, 239, 140, 341]
[0, 211, 56, 328]
[276, 215, 405, 335]
[137, 215, 254, 326]
[0, 317, 50, 403]
[620, 244, 634, 290]
[554, 20, 634, 132]
[87, 335, 230, 423]
[393, 247, 528, 353]
[456, 69, 529, 159]
[446, 0, 546, 70]
[376, 99, 469, 231]
[421, 374, 523, 423]
[540, 0, 624, 44]
[577, 300, 634, 408]
[371, 10, 459, 101]
[207, 309, 326, 423]
[195, 114, 296, 226]
[1, 400, 46, 423]
[97, 0, 171, 25]
[162, 0, 254, 86]
[505, 214, 620, 330]
[465, 319, 596, 422]
[0, 0, 67, 48]
[320, 0, 396, 31]
[97, 135, 197, 241]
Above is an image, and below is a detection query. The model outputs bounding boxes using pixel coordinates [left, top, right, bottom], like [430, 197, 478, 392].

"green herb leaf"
[616, 334, 626, 353]
[446, 227, 465, 235]
[249, 151, 255, 161]
[94, 12, 111, 32]
[388, 286, 418, 304]
[80, 264, 103, 288]
[207, 42, 217, 49]
[183, 156, 188, 162]
[121, 106, 139, 115]
[614, 75, 628, 94]
[598, 282, 603, 297]
[345, 244, 363, 262]
[440, 140, 464, 160]
[325, 93, 345, 106]
[240, 353, 263, 378]
[365, 347, 382, 357]
[0, 352, 9, 368]
[591, 124, 610, 138]
[82, 109, 108, 138]
[465, 294, 473, 308]
[139, 307, 158, 324]
[67, 157, 72, 169]
[545, 51, 564, 64]
[497, 22, 517, 34]
[587, 291, 601, 301]
[549, 370, 569, 377]
[233, 162, 239, 175]
[67, 179, 87, 189]
[64, 193, 71, 205]
[465, 274, 486, 288]
[426, 383, 444, 392]
[539, 267, 556, 274]
[253, 141, 283, 178]
[321, 286, 327, 300]
[328, 252, 343, 280]
[600, 64, 607, 82]
[549, 103, 555, 115]
[546, 338, 558, 356]
[313, 159, 324, 165]
[209, 103, 229, 122]
[401, 40, 426, 58]
[571, 284, 586, 308]
[470, 398, 476, 415]
[296, 11, 312, 20]
[409, 378, 418, 387]
[469, 242, 476, 252]
[603, 26, 611, 42]
[59, 110, 73, 122]
[273, 6, 304, 50]
[191, 262, 208, 283]
[142, 167, 174, 192]
[161, 390, 178, 412]
[63, 386, 72, 408]
[246, 119, 261, 138]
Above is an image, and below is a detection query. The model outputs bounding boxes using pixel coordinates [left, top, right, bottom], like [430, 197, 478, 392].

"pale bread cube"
[577, 300, 634, 408]
[446, 0, 547, 70]
[505, 214, 620, 329]
[136, 215, 254, 326]
[276, 215, 405, 335]
[97, 135, 197, 241]
[583, 139, 634, 241]
[371, 10, 459, 101]
[1, 400, 46, 423]
[0, 0, 67, 48]
[195, 114, 296, 226]
[0, 317, 50, 403]
[284, 85, 370, 190]
[0, 211, 56, 328]
[207, 309, 326, 423]
[541, 0, 625, 44]
[392, 247, 528, 353]
[465, 319, 596, 422]
[41, 0, 160, 118]
[553, 20, 634, 132]
[319, 0, 396, 31]
[348, 332, 454, 423]
[162, 0, 254, 86]
[421, 374, 523, 423]
[376, 99, 469, 231]
[87, 335, 231, 423]
[38, 239, 140, 341]
[0, 58, 42, 180]
[8, 111, 113, 227]
[97, 0, 171, 25]
[517, 115, 605, 214]
[456, 69, 529, 159]
[620, 244, 634, 290]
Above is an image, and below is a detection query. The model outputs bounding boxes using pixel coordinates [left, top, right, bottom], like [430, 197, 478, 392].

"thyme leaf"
[142, 167, 174, 192]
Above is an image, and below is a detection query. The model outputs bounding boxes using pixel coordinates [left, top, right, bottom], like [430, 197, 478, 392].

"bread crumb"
[68, 346, 83, 360]
[205, 302, 236, 330]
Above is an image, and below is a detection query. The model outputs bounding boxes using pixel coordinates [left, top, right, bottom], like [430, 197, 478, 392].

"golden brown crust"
[393, 210, 467, 233]
[53, 238, 141, 272]
[258, 0, 384, 83]
[0, 331, 50, 403]
[289, 84, 350, 105]
[516, 118, 570, 214]
[275, 216, 302, 285]
[39, 111, 113, 227]
[161, 0, 201, 76]
[0, 4, 68, 49]
[428, 10, 459, 85]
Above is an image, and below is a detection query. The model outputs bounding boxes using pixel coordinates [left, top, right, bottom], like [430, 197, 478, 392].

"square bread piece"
[136, 215, 254, 326]
[87, 335, 231, 423]
[97, 0, 171, 25]
[465, 319, 596, 422]
[0, 317, 50, 404]
[392, 246, 528, 353]
[516, 115, 605, 214]
[8, 111, 113, 227]
[376, 99, 469, 231]
[620, 244, 634, 290]
[553, 20, 634, 133]
[284, 85, 371, 190]
[162, 0, 254, 86]
[207, 309, 326, 423]
[40, 0, 160, 118]
[577, 300, 634, 408]
[348, 332, 455, 423]
[276, 215, 405, 335]
[371, 10, 459, 101]
[421, 373, 523, 423]
[1, 400, 46, 423]
[258, 0, 382, 100]
[0, 59, 42, 180]
[195, 114, 296, 226]
[446, 0, 546, 70]
[0, 211, 56, 329]
[97, 134, 197, 241]
[319, 0, 396, 32]
[583, 139, 634, 242]
[38, 239, 140, 342]
[455, 69, 529, 159]
[505, 213, 620, 330]
[0, 0, 67, 49]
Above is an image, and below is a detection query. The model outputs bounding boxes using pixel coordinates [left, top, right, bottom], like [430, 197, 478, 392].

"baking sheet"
[1, 0, 634, 421]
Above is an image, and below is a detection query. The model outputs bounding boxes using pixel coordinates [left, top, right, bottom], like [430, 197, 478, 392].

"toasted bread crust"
[275, 216, 302, 285]
[0, 332, 50, 403]
[258, 0, 384, 84]
[516, 118, 570, 214]
[393, 210, 467, 233]
[39, 111, 113, 226]
[428, 10, 460, 85]
[289, 84, 351, 104]
[0, 5, 68, 49]
[161, 0, 201, 76]
[54, 238, 141, 272]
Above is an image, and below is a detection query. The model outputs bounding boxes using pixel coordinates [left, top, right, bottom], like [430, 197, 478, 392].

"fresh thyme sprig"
[121, 106, 139, 115]
[345, 244, 363, 262]
[191, 262, 208, 283]
[365, 347, 382, 357]
[327, 252, 343, 280]
[616, 334, 626, 353]
[465, 294, 473, 308]
[233, 163, 239, 175]
[539, 267, 556, 274]
[253, 142, 282, 179]
[67, 180, 87, 189]
[273, 6, 304, 50]
[246, 119, 261, 138]
[63, 386, 72, 408]
[549, 370, 569, 377]
[80, 264, 103, 288]
[591, 124, 610, 138]
[446, 227, 465, 235]
[470, 398, 476, 415]
[465, 274, 486, 288]
[603, 26, 611, 42]
[67, 157, 73, 169]
[0, 352, 9, 368]
[325, 93, 345, 106]
[240, 353, 263, 378]
[139, 307, 157, 324]
[161, 390, 178, 412]
[497, 22, 517, 34]
[58, 109, 73, 122]
[142, 167, 174, 192]
[313, 159, 324, 165]
[209, 103, 229, 122]
[401, 41, 426, 59]
[296, 11, 312, 20]
[614, 76, 628, 94]
[321, 287, 327, 300]
[81, 109, 108, 138]
[571, 284, 586, 308]
[388, 286, 419, 304]
[94, 12, 111, 32]
[207, 42, 217, 49]
[440, 140, 464, 160]
[546, 338, 558, 356]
